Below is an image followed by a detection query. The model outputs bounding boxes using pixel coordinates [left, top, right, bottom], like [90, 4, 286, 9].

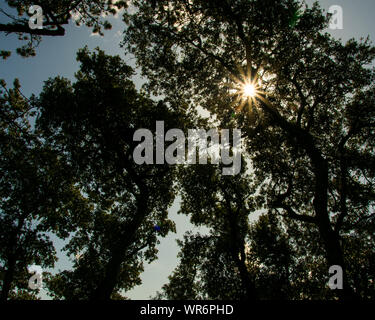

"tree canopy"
[124, 0, 375, 299]
[0, 0, 127, 58]
[0, 78, 90, 300]
[1, 0, 374, 301]
[36, 47, 187, 300]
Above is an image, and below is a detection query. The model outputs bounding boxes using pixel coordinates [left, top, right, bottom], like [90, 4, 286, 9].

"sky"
[1, 0, 375, 300]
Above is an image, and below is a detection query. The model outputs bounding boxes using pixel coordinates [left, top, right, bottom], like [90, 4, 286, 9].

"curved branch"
[276, 203, 316, 224]
[0, 23, 65, 36]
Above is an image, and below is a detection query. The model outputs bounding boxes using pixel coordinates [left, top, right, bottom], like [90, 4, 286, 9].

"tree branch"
[276, 203, 316, 224]
[0, 23, 65, 36]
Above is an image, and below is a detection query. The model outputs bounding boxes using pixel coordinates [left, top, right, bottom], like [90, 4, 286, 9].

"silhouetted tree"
[0, 0, 127, 58]
[157, 162, 333, 300]
[0, 79, 89, 300]
[37, 48, 188, 300]
[174, 163, 258, 300]
[124, 0, 375, 299]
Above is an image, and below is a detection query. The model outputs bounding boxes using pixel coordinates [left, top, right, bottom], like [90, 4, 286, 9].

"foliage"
[0, 0, 128, 57]
[158, 163, 332, 300]
[37, 47, 187, 300]
[0, 78, 89, 300]
[124, 0, 375, 299]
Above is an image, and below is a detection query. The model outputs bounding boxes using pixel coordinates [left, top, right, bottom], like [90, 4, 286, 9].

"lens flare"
[243, 83, 256, 97]
[227, 65, 267, 115]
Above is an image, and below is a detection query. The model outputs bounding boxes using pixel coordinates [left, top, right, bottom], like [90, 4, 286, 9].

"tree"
[155, 232, 245, 300]
[124, 0, 375, 299]
[157, 161, 335, 300]
[247, 214, 331, 300]
[174, 162, 259, 300]
[36, 47, 188, 300]
[0, 0, 127, 58]
[155, 159, 258, 300]
[0, 79, 89, 300]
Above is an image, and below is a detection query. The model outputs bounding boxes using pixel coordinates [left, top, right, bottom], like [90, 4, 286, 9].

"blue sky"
[1, 0, 375, 299]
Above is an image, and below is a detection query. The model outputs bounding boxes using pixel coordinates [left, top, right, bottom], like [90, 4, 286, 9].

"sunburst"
[228, 65, 264, 115]
[243, 83, 257, 97]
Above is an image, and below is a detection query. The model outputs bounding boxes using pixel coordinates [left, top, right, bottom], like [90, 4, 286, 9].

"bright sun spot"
[243, 83, 256, 97]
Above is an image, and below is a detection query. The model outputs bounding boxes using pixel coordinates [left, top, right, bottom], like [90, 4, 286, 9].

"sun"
[243, 83, 257, 98]
[229, 79, 260, 114]
[226, 64, 266, 115]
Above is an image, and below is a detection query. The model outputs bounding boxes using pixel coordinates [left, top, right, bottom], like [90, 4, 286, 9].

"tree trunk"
[1, 216, 25, 301]
[1, 255, 16, 301]
[234, 245, 257, 300]
[313, 158, 357, 300]
[259, 98, 357, 299]
[225, 198, 258, 300]
[90, 194, 148, 300]
[90, 245, 126, 300]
